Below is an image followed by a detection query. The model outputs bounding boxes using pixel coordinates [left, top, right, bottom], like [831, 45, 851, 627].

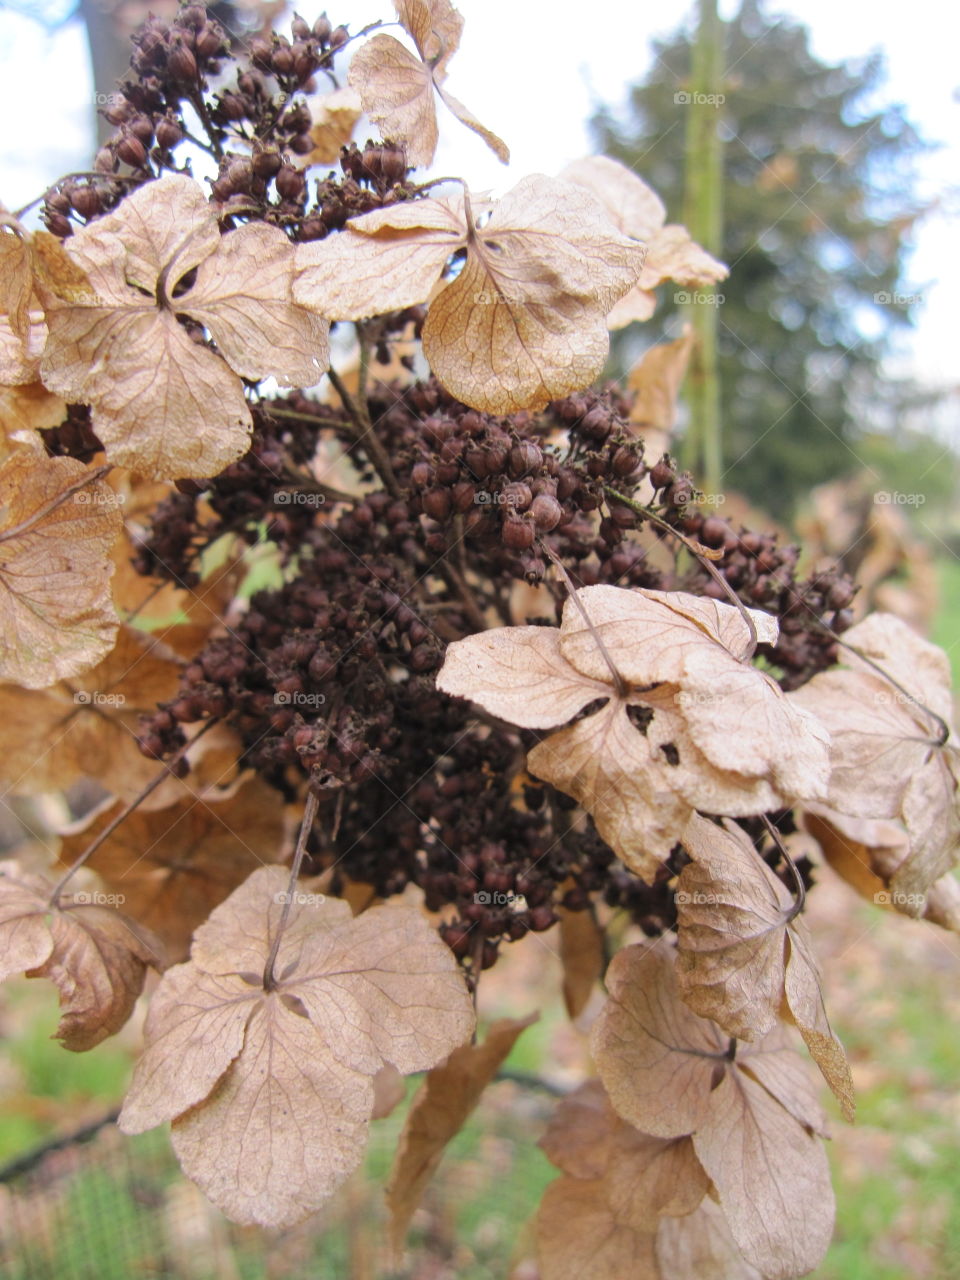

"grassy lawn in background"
[931, 554, 960, 685]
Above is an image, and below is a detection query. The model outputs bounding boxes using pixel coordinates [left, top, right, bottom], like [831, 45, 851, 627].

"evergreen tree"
[595, 0, 928, 512]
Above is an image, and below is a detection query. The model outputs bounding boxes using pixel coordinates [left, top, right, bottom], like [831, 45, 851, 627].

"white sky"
[1, 0, 957, 397]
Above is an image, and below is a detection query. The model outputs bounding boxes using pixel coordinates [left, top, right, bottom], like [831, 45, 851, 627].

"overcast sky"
[1, 0, 957, 401]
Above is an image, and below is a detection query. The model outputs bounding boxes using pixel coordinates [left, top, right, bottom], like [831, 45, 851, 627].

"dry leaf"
[120, 865, 475, 1227]
[55, 774, 286, 960]
[654, 1194, 764, 1280]
[0, 222, 33, 343]
[295, 175, 647, 414]
[348, 0, 508, 168]
[437, 586, 828, 879]
[591, 940, 834, 1279]
[0, 864, 163, 1050]
[39, 175, 329, 480]
[560, 156, 728, 328]
[302, 86, 363, 164]
[803, 805, 960, 932]
[0, 451, 122, 688]
[677, 814, 854, 1120]
[790, 612, 960, 909]
[386, 1012, 537, 1252]
[557, 905, 604, 1019]
[627, 326, 695, 432]
[0, 624, 181, 797]
[536, 1078, 730, 1280]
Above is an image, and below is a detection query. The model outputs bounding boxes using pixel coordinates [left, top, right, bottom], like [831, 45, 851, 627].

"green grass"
[931, 554, 960, 686]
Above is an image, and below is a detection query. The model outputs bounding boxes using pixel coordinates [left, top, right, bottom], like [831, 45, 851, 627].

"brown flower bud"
[70, 186, 102, 219]
[502, 514, 535, 550]
[275, 166, 305, 199]
[252, 148, 282, 179]
[289, 133, 313, 155]
[529, 493, 562, 531]
[168, 41, 198, 83]
[509, 441, 542, 476]
[329, 24, 349, 50]
[291, 14, 311, 39]
[313, 14, 332, 42]
[116, 133, 147, 168]
[271, 45, 294, 75]
[155, 117, 183, 150]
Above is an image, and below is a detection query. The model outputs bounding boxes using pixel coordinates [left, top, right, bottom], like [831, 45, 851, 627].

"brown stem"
[539, 538, 628, 698]
[48, 720, 217, 907]
[263, 788, 319, 990]
[327, 367, 401, 498]
[761, 814, 806, 923]
[602, 486, 759, 662]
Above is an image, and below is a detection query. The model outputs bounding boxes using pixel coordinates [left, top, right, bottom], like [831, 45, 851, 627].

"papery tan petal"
[640, 225, 727, 291]
[559, 156, 667, 241]
[434, 84, 509, 162]
[181, 220, 328, 386]
[537, 1178, 660, 1280]
[294, 198, 465, 321]
[0, 624, 181, 796]
[691, 1067, 834, 1280]
[0, 227, 33, 341]
[303, 86, 363, 165]
[171, 996, 372, 1228]
[0, 452, 120, 688]
[627, 327, 695, 430]
[386, 1013, 537, 1251]
[437, 624, 609, 729]
[56, 775, 286, 960]
[558, 905, 604, 1019]
[396, 0, 463, 73]
[349, 35, 439, 169]
[655, 1197, 762, 1280]
[423, 175, 645, 413]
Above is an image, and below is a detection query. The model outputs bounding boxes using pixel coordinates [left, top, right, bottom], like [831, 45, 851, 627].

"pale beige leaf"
[0, 624, 181, 797]
[294, 196, 465, 321]
[371, 1063, 406, 1119]
[0, 313, 47, 387]
[536, 1178, 659, 1280]
[791, 612, 960, 907]
[0, 452, 121, 688]
[538, 1079, 621, 1179]
[423, 175, 644, 413]
[592, 940, 836, 1279]
[558, 156, 667, 241]
[678, 815, 854, 1119]
[55, 775, 286, 960]
[348, 35, 439, 169]
[654, 1184, 763, 1279]
[558, 905, 604, 1019]
[691, 1067, 834, 1279]
[180, 220, 327, 386]
[386, 1013, 537, 1252]
[0, 226, 33, 341]
[528, 699, 695, 881]
[303, 86, 363, 165]
[627, 327, 695, 429]
[0, 865, 162, 1050]
[39, 175, 327, 481]
[0, 381, 66, 447]
[396, 0, 463, 73]
[171, 996, 372, 1228]
[591, 939, 723, 1138]
[641, 224, 728, 291]
[434, 84, 509, 163]
[121, 863, 474, 1226]
[436, 624, 608, 729]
